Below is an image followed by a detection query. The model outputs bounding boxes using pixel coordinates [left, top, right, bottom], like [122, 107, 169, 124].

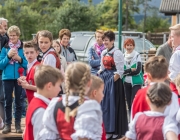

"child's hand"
[17, 76, 26, 85]
[20, 80, 29, 89]
[19, 76, 26, 81]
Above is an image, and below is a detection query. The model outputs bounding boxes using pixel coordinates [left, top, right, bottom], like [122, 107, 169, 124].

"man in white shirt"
[169, 24, 180, 81]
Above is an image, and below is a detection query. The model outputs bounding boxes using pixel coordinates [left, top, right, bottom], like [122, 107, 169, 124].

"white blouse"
[169, 46, 180, 81]
[71, 100, 102, 140]
[37, 95, 80, 140]
[126, 111, 178, 140]
[99, 47, 124, 78]
[42, 48, 56, 68]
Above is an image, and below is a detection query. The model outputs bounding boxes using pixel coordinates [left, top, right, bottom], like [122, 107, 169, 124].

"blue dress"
[99, 47, 128, 138]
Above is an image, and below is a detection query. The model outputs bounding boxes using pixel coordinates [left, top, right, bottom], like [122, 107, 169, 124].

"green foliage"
[0, 0, 41, 40]
[0, 0, 171, 40]
[47, 0, 98, 38]
[96, 0, 139, 30]
[137, 11, 170, 33]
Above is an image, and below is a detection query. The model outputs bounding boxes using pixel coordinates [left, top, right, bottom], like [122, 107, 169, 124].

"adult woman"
[0, 25, 27, 134]
[123, 38, 143, 112]
[88, 30, 105, 75]
[98, 31, 128, 139]
[59, 29, 77, 63]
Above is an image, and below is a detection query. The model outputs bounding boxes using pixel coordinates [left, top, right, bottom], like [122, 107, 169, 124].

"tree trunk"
[125, 0, 129, 30]
[143, 0, 147, 32]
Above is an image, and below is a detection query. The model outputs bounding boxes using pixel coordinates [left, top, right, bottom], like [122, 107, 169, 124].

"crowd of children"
[1, 22, 180, 140]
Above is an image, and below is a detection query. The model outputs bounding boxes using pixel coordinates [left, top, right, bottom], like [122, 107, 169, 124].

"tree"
[136, 0, 156, 32]
[96, 0, 139, 31]
[137, 11, 170, 32]
[124, 0, 139, 30]
[0, 0, 41, 40]
[47, 0, 98, 38]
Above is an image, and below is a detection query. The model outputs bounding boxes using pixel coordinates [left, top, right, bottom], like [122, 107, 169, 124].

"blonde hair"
[169, 24, 180, 36]
[87, 75, 104, 96]
[34, 65, 64, 90]
[95, 30, 104, 37]
[174, 74, 180, 89]
[7, 25, 21, 36]
[64, 62, 91, 122]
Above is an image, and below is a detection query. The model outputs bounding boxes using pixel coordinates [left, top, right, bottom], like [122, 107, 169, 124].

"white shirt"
[130, 83, 179, 122]
[31, 93, 50, 140]
[37, 95, 80, 140]
[100, 47, 124, 78]
[169, 46, 180, 80]
[126, 111, 178, 140]
[42, 48, 56, 68]
[27, 59, 37, 73]
[71, 100, 102, 140]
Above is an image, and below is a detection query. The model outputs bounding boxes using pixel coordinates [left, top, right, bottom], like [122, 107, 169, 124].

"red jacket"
[24, 98, 47, 140]
[26, 61, 40, 103]
[131, 86, 150, 119]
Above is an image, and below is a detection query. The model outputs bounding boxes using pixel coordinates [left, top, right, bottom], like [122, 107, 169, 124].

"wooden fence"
[145, 32, 170, 45]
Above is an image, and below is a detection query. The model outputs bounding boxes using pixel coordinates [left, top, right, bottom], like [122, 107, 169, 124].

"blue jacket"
[0, 42, 27, 80]
[88, 46, 101, 74]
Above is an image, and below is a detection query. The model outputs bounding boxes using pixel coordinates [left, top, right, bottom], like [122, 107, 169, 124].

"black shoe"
[2, 124, 11, 134]
[15, 123, 22, 133]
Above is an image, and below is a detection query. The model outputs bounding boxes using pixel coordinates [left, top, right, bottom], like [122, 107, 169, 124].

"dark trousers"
[2, 80, 22, 125]
[124, 82, 141, 111]
[0, 75, 5, 121]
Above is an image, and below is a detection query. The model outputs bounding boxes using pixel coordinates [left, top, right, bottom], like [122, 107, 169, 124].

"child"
[38, 62, 92, 140]
[18, 41, 40, 103]
[52, 40, 67, 72]
[24, 65, 64, 140]
[175, 74, 180, 122]
[125, 83, 178, 140]
[71, 75, 106, 140]
[37, 30, 60, 69]
[131, 56, 179, 120]
[169, 24, 180, 81]
[0, 25, 27, 134]
[52, 40, 67, 94]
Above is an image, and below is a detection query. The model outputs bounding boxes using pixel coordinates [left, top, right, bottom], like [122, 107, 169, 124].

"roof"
[159, 0, 180, 15]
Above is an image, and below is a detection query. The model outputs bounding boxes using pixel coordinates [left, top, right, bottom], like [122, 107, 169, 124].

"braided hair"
[147, 82, 172, 108]
[64, 62, 91, 122]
